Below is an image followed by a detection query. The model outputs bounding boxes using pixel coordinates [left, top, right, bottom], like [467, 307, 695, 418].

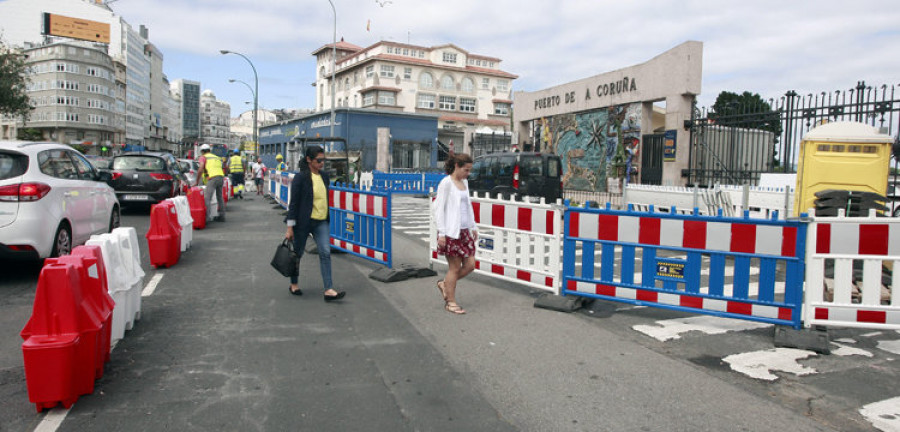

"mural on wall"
[537, 103, 642, 192]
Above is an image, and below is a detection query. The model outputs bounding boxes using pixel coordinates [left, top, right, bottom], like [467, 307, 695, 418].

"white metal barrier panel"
[805, 210, 900, 329]
[429, 193, 564, 294]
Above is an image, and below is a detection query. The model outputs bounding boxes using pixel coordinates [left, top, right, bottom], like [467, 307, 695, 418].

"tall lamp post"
[220, 50, 258, 155]
[327, 0, 336, 138]
[228, 79, 256, 151]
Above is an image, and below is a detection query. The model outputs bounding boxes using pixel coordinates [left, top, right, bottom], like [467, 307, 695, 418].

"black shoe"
[289, 287, 303, 296]
[323, 291, 346, 302]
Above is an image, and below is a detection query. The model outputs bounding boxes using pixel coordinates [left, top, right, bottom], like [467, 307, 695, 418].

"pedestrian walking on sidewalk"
[284, 145, 346, 302]
[253, 157, 266, 195]
[195, 144, 226, 222]
[433, 152, 478, 314]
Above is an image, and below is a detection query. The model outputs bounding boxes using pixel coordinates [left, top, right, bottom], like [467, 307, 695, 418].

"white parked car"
[0, 141, 120, 259]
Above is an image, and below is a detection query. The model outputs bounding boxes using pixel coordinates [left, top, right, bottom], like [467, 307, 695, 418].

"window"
[417, 93, 435, 109]
[459, 97, 476, 113]
[418, 51, 425, 58]
[365, 65, 374, 78]
[442, 52, 457, 64]
[38, 150, 78, 179]
[461, 77, 474, 93]
[497, 79, 509, 92]
[387, 46, 393, 54]
[494, 102, 510, 116]
[377, 91, 395, 105]
[402, 48, 409, 56]
[380, 65, 394, 78]
[439, 95, 456, 110]
[419, 72, 434, 89]
[69, 151, 96, 180]
[441, 75, 454, 90]
[482, 78, 490, 90]
[363, 92, 375, 106]
[403, 67, 412, 80]
[344, 78, 350, 90]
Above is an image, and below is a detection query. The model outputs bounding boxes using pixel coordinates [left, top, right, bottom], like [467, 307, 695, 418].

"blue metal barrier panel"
[328, 183, 392, 268]
[561, 205, 807, 328]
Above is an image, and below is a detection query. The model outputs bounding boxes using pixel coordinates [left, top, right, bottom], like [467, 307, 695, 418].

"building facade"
[0, 0, 204, 154]
[512, 41, 702, 190]
[200, 90, 231, 148]
[258, 108, 438, 173]
[312, 40, 517, 156]
[0, 41, 119, 154]
[171, 79, 201, 146]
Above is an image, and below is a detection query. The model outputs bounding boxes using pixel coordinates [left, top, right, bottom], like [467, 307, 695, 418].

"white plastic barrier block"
[111, 227, 143, 330]
[169, 196, 193, 251]
[86, 233, 128, 345]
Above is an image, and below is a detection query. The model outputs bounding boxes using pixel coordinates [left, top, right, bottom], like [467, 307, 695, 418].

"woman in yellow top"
[284, 146, 345, 301]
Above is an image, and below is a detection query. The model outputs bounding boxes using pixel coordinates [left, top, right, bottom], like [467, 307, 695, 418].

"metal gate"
[641, 134, 664, 185]
[684, 81, 900, 187]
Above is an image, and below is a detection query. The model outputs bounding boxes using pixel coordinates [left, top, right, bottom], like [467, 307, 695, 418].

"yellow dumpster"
[794, 121, 893, 216]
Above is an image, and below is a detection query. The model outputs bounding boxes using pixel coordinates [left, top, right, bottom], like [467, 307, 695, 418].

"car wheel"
[109, 206, 121, 232]
[50, 222, 72, 258]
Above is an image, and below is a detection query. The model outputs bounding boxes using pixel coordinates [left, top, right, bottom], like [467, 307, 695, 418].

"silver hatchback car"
[0, 141, 120, 259]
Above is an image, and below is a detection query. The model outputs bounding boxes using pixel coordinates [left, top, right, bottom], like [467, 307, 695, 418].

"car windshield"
[0, 152, 28, 180]
[179, 161, 193, 172]
[113, 155, 165, 171]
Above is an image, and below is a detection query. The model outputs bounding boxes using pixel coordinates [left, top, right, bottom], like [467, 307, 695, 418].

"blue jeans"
[289, 219, 332, 290]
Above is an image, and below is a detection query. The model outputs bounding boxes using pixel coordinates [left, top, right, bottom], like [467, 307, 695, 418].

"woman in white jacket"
[433, 153, 478, 314]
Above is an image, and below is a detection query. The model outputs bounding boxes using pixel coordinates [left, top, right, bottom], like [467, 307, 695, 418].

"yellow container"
[794, 121, 893, 216]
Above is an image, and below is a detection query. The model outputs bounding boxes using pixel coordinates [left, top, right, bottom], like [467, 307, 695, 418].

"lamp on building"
[220, 50, 258, 155]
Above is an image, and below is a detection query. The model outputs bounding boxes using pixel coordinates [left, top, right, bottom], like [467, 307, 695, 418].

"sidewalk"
[56, 194, 832, 431]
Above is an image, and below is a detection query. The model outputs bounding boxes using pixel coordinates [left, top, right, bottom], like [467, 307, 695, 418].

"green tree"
[709, 91, 782, 137]
[0, 39, 31, 119]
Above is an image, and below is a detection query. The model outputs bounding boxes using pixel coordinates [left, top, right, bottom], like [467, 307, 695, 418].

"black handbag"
[271, 239, 299, 277]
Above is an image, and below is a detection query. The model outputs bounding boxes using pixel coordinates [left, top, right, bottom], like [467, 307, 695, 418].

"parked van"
[468, 152, 563, 202]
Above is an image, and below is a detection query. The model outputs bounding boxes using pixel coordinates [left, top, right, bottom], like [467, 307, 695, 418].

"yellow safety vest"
[229, 155, 244, 173]
[203, 154, 224, 178]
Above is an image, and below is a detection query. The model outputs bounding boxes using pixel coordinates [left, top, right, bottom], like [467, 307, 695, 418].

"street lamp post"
[220, 50, 258, 155]
[327, 0, 336, 138]
[228, 79, 256, 149]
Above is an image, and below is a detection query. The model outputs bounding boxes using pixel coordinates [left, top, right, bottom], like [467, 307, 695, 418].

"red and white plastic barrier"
[805, 210, 900, 330]
[86, 227, 144, 344]
[430, 193, 564, 294]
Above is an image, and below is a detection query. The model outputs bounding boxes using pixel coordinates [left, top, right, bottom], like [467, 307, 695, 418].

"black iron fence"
[685, 81, 900, 186]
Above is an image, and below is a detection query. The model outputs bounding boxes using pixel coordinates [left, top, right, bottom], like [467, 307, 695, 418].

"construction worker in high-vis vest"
[195, 144, 226, 222]
[229, 149, 246, 199]
[275, 154, 287, 171]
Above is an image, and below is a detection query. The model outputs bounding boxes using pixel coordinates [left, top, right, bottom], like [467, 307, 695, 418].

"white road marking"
[141, 273, 164, 297]
[33, 407, 70, 432]
[863, 331, 885, 338]
[834, 337, 857, 344]
[878, 339, 900, 355]
[632, 315, 771, 342]
[723, 348, 818, 381]
[860, 396, 900, 432]
[830, 342, 873, 357]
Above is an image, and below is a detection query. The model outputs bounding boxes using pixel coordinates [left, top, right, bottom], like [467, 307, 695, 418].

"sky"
[106, 0, 900, 117]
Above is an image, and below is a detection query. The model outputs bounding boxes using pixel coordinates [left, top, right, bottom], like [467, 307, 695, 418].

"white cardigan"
[433, 176, 477, 239]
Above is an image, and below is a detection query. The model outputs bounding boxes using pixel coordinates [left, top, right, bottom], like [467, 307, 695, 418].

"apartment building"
[0, 41, 119, 154]
[312, 40, 518, 154]
[200, 90, 232, 149]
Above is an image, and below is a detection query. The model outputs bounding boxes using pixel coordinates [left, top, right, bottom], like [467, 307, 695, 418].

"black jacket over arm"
[286, 170, 331, 233]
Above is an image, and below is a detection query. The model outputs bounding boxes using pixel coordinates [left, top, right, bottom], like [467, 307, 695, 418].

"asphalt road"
[0, 193, 896, 431]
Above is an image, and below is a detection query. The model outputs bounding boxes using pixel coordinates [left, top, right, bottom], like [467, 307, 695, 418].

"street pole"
[228, 79, 256, 152]
[220, 50, 258, 156]
[327, 0, 336, 138]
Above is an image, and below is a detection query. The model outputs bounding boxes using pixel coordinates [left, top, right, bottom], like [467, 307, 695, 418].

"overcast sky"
[107, 0, 900, 117]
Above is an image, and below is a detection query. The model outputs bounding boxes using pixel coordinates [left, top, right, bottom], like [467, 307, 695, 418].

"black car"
[468, 152, 563, 203]
[108, 152, 187, 206]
